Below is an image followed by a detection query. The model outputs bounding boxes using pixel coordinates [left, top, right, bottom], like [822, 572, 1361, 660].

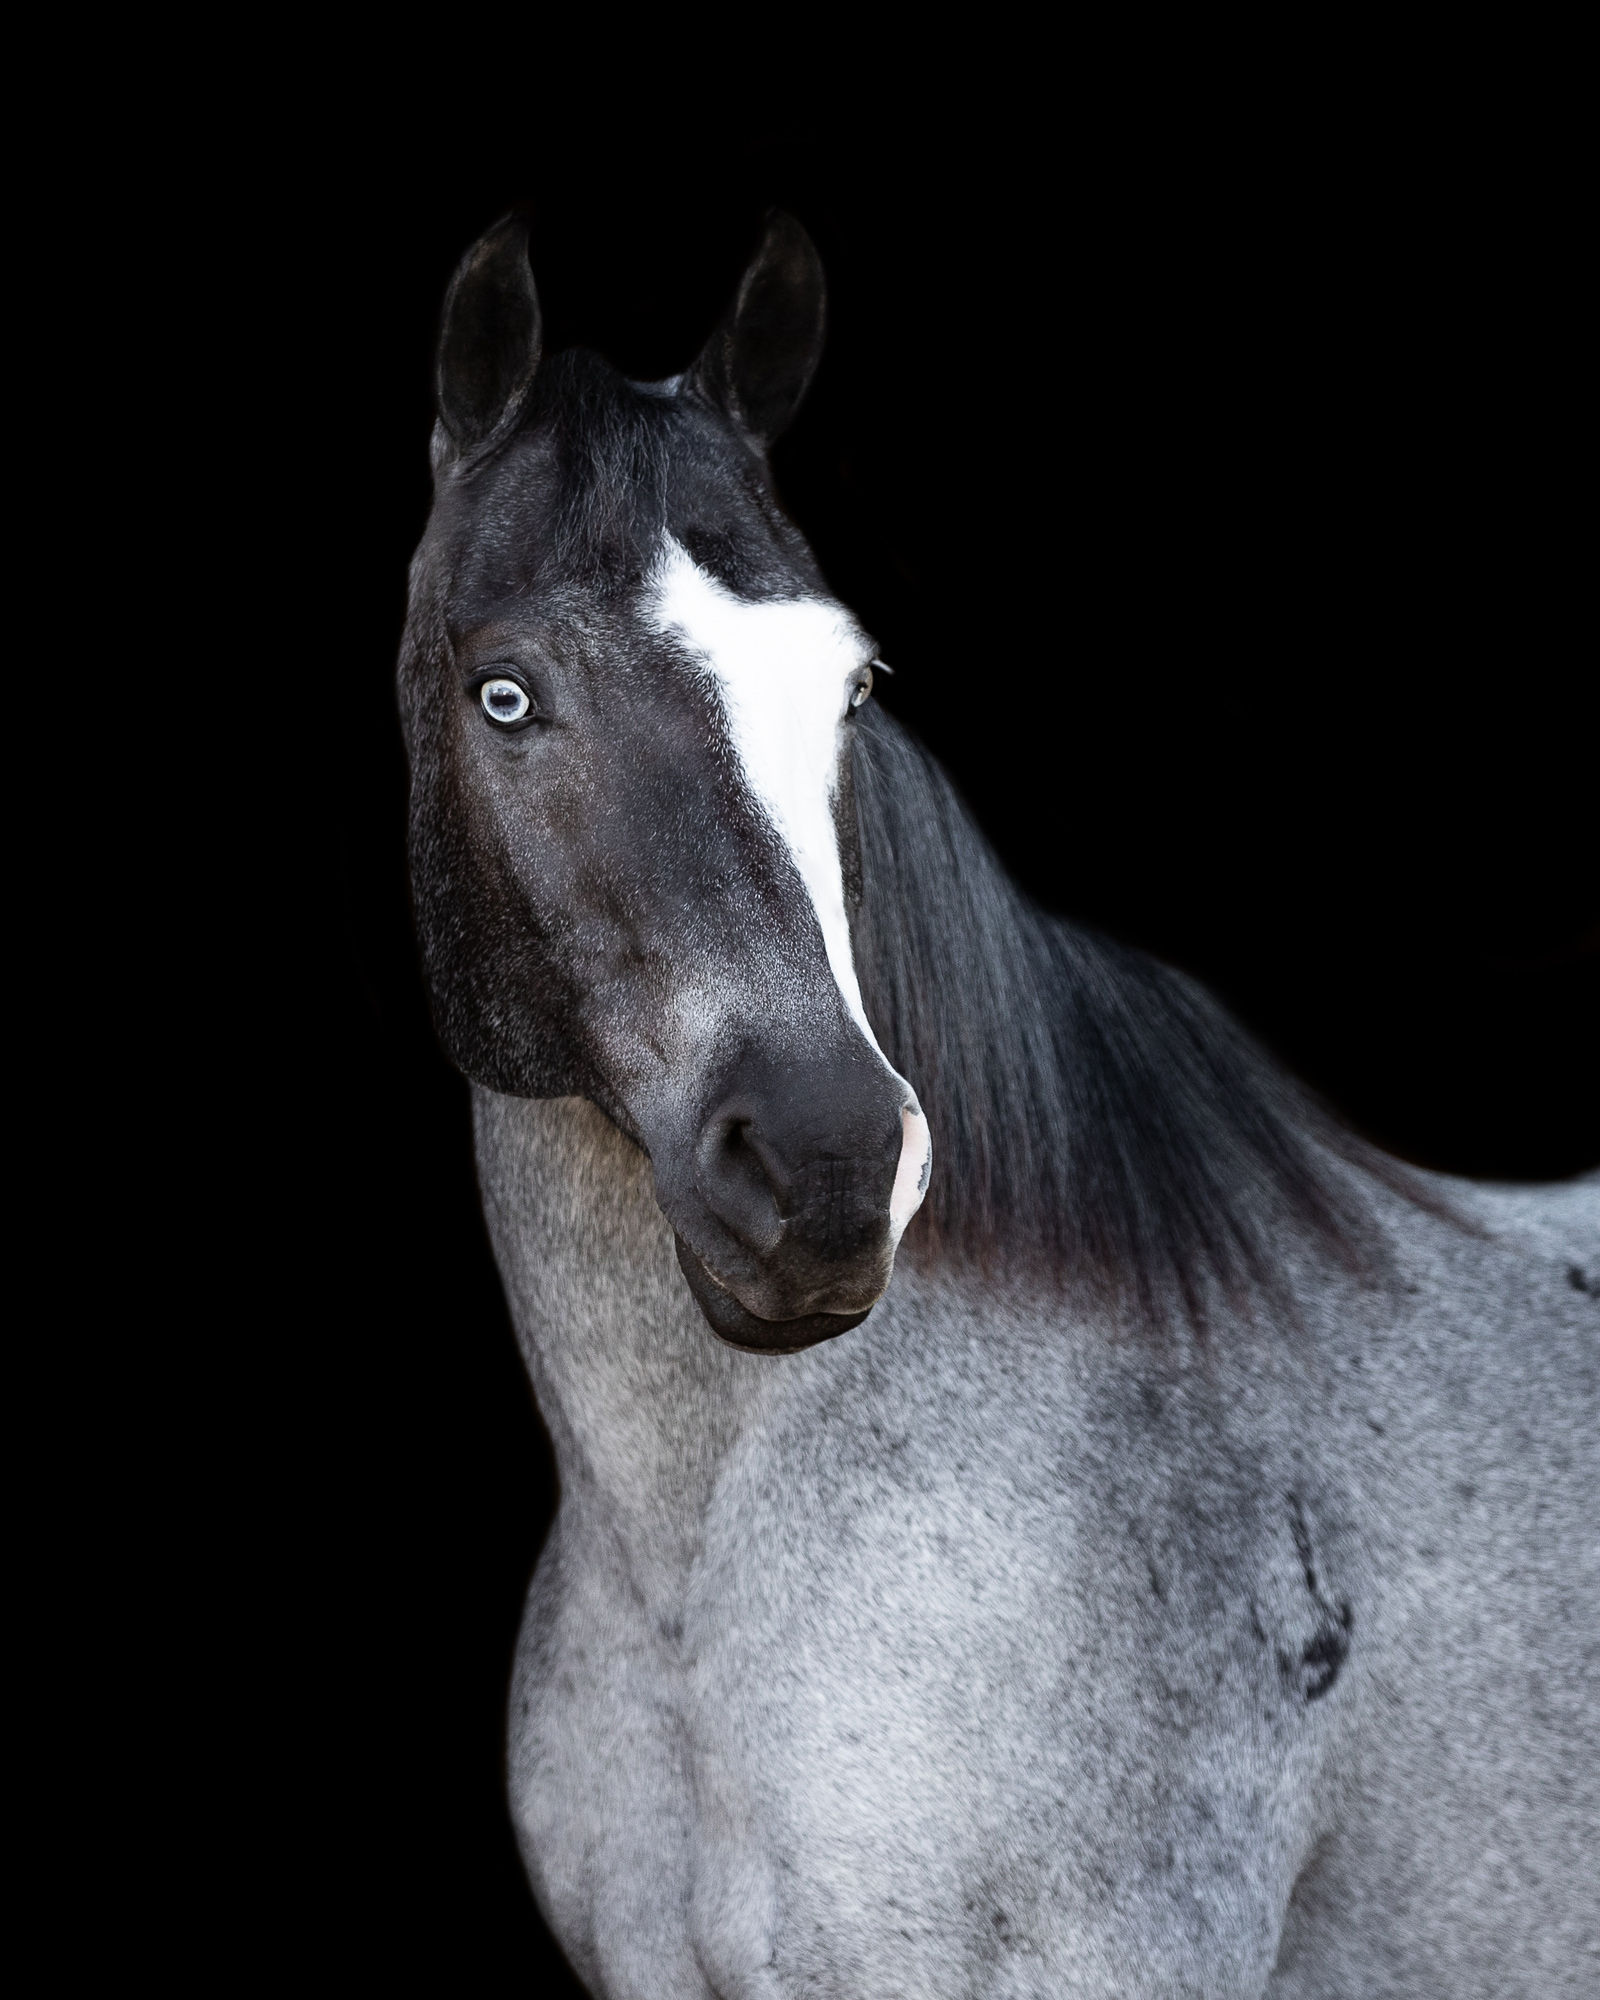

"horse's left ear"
[689, 211, 826, 447]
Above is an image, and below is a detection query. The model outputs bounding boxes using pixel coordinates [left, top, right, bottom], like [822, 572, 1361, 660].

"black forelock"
[433, 348, 825, 611]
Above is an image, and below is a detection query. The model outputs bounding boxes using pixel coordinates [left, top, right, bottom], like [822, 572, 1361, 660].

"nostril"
[738, 1122, 798, 1207]
[696, 1112, 788, 1256]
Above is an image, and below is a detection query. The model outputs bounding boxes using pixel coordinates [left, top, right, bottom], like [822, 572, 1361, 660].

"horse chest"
[504, 1284, 1346, 1997]
[513, 1413, 1134, 1996]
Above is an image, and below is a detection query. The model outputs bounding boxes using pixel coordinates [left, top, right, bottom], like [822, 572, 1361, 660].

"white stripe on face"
[646, 538, 932, 1242]
[647, 537, 877, 1044]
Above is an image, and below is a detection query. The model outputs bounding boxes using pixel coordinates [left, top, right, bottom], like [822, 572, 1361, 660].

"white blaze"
[648, 538, 876, 1042]
[646, 538, 931, 1239]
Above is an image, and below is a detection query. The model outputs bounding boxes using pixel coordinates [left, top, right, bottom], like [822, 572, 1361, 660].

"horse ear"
[689, 211, 826, 448]
[435, 213, 543, 459]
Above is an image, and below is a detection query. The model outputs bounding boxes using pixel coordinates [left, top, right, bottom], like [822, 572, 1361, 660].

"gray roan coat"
[398, 213, 1600, 1997]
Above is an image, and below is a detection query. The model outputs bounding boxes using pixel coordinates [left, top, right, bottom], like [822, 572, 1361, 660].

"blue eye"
[480, 678, 532, 725]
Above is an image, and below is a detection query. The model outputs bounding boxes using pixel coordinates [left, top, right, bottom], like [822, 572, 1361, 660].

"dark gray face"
[399, 215, 930, 1351]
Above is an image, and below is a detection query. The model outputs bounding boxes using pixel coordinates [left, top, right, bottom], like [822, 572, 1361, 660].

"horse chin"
[673, 1234, 874, 1353]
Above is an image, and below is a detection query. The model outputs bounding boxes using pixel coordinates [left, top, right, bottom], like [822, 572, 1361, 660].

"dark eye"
[479, 677, 532, 727]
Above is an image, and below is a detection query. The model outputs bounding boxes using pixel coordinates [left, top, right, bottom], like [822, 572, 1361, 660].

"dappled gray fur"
[483, 1091, 1598, 1997]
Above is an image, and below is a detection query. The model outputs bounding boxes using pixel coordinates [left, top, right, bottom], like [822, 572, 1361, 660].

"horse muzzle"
[672, 1232, 876, 1352]
[655, 1052, 932, 1352]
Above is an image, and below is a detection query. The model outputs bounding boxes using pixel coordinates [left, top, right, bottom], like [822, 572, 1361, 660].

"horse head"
[399, 212, 931, 1353]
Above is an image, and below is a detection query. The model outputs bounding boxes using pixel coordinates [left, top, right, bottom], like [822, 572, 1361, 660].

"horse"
[396, 210, 1599, 1998]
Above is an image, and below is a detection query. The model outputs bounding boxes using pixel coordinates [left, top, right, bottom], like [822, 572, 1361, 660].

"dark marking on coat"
[1280, 1494, 1354, 1702]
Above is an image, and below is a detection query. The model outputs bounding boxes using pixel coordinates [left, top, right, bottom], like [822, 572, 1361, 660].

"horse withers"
[398, 212, 1599, 1997]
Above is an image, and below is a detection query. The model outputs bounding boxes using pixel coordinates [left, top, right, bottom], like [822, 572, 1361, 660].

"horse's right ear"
[435, 214, 543, 461]
[689, 211, 826, 448]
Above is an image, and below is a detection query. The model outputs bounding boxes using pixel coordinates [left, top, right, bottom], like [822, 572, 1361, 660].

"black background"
[260, 110, 1593, 1988]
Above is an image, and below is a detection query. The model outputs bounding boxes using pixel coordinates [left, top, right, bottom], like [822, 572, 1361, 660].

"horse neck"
[472, 1088, 774, 1595]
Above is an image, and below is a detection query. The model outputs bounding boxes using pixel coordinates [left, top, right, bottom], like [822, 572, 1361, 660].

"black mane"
[850, 705, 1432, 1331]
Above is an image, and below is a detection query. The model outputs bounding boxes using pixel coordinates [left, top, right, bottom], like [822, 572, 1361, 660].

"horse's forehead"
[646, 538, 866, 674]
[433, 382, 824, 612]
[440, 522, 845, 674]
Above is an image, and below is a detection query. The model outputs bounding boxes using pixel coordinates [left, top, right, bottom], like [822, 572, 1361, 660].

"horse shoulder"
[1271, 1176, 1600, 1995]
